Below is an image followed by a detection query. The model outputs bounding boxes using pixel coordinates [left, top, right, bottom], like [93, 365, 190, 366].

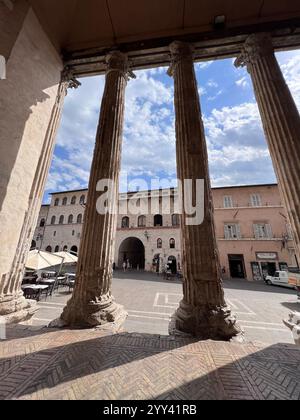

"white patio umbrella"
[25, 250, 64, 270]
[54, 251, 78, 264]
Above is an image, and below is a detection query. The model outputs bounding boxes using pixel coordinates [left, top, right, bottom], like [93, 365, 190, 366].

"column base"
[169, 300, 243, 341]
[49, 297, 127, 332]
[0, 293, 38, 324]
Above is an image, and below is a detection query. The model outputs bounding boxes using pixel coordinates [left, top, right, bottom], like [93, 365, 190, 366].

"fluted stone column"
[235, 33, 300, 263]
[58, 52, 133, 329]
[168, 41, 240, 340]
[0, 70, 77, 324]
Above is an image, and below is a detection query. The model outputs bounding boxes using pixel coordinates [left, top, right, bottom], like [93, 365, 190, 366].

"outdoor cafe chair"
[24, 287, 42, 302]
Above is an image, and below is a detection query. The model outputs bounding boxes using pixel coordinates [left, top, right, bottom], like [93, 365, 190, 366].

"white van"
[265, 271, 296, 289]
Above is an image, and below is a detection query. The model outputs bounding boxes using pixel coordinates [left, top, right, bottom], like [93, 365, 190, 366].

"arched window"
[62, 197, 68, 206]
[59, 215, 64, 225]
[138, 215, 146, 228]
[80, 195, 86, 205]
[71, 196, 76, 205]
[172, 214, 180, 227]
[46, 246, 52, 253]
[157, 239, 162, 249]
[71, 246, 78, 255]
[122, 217, 130, 229]
[51, 216, 56, 225]
[170, 238, 176, 249]
[55, 246, 60, 253]
[40, 218, 46, 228]
[154, 214, 163, 227]
[68, 215, 74, 224]
[63, 245, 68, 252]
[54, 198, 59, 207]
[77, 214, 83, 224]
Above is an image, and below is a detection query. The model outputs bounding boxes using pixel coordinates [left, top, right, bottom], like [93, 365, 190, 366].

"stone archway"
[118, 237, 145, 270]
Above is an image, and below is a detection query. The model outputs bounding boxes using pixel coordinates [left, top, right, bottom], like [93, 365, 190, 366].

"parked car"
[265, 271, 297, 289]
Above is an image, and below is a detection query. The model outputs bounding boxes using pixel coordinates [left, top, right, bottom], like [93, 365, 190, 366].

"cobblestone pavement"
[0, 326, 300, 400]
[30, 271, 299, 345]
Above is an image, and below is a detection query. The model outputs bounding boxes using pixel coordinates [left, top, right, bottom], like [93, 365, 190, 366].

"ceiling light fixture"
[214, 15, 226, 30]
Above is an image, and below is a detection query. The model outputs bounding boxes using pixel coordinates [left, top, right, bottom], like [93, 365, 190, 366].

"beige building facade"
[34, 184, 298, 281]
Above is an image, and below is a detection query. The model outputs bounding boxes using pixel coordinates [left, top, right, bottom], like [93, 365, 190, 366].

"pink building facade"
[213, 184, 298, 281]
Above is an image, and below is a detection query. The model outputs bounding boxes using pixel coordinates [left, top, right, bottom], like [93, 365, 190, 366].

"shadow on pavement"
[0, 327, 299, 400]
[224, 278, 297, 296]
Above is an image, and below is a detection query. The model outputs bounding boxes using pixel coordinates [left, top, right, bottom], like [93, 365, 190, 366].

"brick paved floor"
[1, 326, 300, 400]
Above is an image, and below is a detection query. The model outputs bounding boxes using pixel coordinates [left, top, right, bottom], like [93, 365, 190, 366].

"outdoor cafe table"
[38, 279, 56, 286]
[22, 276, 37, 283]
[22, 284, 49, 291]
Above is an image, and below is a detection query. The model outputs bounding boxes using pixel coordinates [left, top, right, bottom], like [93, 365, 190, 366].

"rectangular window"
[253, 223, 273, 239]
[223, 196, 233, 208]
[250, 194, 262, 207]
[224, 224, 241, 239]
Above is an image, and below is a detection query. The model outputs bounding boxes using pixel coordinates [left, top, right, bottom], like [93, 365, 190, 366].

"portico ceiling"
[28, 0, 300, 75]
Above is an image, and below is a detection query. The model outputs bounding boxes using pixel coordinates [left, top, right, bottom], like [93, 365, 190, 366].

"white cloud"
[204, 101, 276, 186]
[207, 79, 218, 88]
[46, 69, 177, 196]
[195, 61, 214, 70]
[235, 76, 248, 88]
[208, 89, 224, 102]
[277, 51, 300, 111]
[45, 50, 300, 198]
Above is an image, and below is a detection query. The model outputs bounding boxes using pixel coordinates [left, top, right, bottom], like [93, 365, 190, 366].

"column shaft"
[59, 52, 132, 328]
[235, 33, 300, 262]
[169, 41, 240, 340]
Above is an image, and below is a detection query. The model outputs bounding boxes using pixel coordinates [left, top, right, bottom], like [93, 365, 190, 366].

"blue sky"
[44, 50, 300, 202]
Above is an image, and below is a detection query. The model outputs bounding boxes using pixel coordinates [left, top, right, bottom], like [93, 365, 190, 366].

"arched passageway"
[70, 246, 78, 255]
[118, 238, 145, 270]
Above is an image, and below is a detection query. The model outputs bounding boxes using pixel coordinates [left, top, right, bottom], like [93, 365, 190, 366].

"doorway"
[168, 256, 177, 275]
[260, 262, 277, 279]
[118, 237, 145, 270]
[228, 255, 246, 279]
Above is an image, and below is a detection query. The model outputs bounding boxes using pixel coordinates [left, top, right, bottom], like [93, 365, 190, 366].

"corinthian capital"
[168, 41, 194, 77]
[61, 67, 81, 90]
[106, 51, 136, 80]
[235, 33, 274, 69]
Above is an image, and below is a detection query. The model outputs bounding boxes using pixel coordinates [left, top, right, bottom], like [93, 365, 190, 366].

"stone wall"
[0, 0, 29, 61]
[0, 8, 63, 279]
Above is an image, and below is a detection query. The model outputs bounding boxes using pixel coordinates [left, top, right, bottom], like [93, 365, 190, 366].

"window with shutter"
[224, 224, 240, 239]
[286, 223, 293, 239]
[254, 223, 271, 239]
[253, 224, 260, 239]
[224, 225, 230, 239]
[224, 196, 233, 208]
[251, 194, 262, 207]
[266, 224, 273, 239]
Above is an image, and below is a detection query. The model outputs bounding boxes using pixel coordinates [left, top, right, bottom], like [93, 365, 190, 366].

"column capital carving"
[167, 41, 194, 77]
[105, 51, 136, 80]
[235, 33, 274, 69]
[61, 67, 82, 90]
